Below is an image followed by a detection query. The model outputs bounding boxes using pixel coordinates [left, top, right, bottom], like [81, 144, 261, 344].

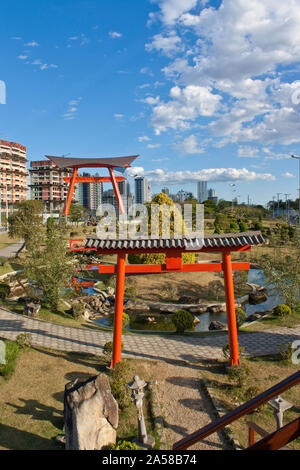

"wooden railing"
[173, 370, 300, 450]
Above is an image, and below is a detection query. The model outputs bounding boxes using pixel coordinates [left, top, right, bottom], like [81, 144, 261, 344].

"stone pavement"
[0, 307, 300, 362]
[0, 241, 24, 259]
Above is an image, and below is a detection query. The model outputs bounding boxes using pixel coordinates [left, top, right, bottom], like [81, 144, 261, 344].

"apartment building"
[0, 139, 27, 207]
[29, 160, 75, 213]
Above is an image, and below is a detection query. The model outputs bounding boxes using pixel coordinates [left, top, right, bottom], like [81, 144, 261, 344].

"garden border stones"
[149, 380, 168, 450]
[200, 377, 243, 450]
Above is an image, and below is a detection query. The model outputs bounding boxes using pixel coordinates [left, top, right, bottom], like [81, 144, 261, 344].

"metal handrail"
[173, 370, 300, 450]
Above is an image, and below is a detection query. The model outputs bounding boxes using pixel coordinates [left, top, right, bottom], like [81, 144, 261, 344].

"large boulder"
[209, 321, 227, 331]
[124, 300, 150, 312]
[24, 303, 41, 318]
[64, 374, 118, 450]
[189, 305, 208, 314]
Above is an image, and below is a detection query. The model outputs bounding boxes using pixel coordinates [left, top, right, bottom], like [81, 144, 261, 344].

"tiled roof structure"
[83, 231, 264, 251]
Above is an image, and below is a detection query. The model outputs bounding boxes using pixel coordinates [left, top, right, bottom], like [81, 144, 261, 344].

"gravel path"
[155, 361, 230, 450]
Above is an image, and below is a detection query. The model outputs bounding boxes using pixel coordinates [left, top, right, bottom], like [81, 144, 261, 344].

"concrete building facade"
[0, 139, 27, 208]
[29, 160, 75, 213]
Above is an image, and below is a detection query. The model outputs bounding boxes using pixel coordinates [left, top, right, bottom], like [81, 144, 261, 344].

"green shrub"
[227, 363, 250, 388]
[122, 312, 130, 329]
[277, 342, 293, 362]
[0, 283, 10, 300]
[108, 440, 140, 450]
[172, 310, 194, 334]
[243, 386, 261, 400]
[273, 304, 292, 317]
[71, 302, 84, 319]
[222, 343, 230, 359]
[109, 360, 132, 410]
[16, 333, 32, 349]
[239, 221, 249, 232]
[128, 252, 195, 265]
[236, 307, 247, 329]
[0, 340, 20, 379]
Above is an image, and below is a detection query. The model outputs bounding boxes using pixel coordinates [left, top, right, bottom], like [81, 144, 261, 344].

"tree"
[8, 200, 44, 257]
[22, 222, 76, 309]
[69, 203, 84, 225]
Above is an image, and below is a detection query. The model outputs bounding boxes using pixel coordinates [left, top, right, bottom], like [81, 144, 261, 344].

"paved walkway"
[0, 308, 299, 362]
[0, 241, 24, 259]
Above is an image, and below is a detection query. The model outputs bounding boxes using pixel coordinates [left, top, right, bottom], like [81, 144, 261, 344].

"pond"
[80, 269, 281, 333]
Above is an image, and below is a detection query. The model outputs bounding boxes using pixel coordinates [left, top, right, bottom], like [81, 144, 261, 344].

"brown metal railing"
[173, 370, 300, 450]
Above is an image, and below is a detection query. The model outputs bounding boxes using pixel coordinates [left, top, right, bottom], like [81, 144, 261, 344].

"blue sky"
[1, 0, 300, 205]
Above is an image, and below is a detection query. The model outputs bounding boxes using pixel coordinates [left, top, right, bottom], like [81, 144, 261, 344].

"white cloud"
[147, 143, 161, 149]
[18, 55, 28, 60]
[114, 113, 124, 119]
[145, 1, 300, 146]
[145, 32, 183, 56]
[282, 172, 295, 178]
[138, 136, 151, 142]
[174, 135, 205, 154]
[150, 0, 198, 26]
[109, 31, 122, 39]
[63, 97, 82, 120]
[238, 146, 259, 158]
[145, 85, 221, 134]
[126, 166, 275, 184]
[25, 40, 39, 47]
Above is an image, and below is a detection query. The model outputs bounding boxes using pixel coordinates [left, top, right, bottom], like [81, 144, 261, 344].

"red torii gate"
[70, 232, 264, 368]
[45, 154, 139, 216]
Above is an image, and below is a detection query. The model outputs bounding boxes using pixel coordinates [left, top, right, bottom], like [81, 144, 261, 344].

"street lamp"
[291, 155, 300, 225]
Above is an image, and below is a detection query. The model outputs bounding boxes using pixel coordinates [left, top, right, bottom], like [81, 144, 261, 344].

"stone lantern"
[128, 375, 155, 449]
[268, 395, 293, 429]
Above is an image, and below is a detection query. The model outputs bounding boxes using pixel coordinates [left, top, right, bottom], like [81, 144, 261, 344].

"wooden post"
[222, 250, 239, 366]
[64, 168, 78, 216]
[111, 252, 126, 367]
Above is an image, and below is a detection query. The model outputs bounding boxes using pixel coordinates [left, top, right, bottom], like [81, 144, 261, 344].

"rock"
[106, 287, 115, 296]
[189, 305, 208, 314]
[193, 317, 200, 325]
[246, 313, 263, 322]
[83, 310, 91, 320]
[64, 374, 118, 450]
[248, 292, 267, 305]
[124, 300, 150, 312]
[209, 321, 227, 331]
[159, 305, 180, 314]
[207, 305, 224, 314]
[24, 303, 41, 318]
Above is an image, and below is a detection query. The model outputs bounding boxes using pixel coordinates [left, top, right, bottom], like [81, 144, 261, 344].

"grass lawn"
[199, 355, 300, 450]
[0, 340, 158, 450]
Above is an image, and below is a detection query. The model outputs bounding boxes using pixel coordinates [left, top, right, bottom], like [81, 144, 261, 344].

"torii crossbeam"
[45, 154, 139, 216]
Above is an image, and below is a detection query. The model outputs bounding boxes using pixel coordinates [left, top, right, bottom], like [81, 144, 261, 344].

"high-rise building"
[29, 160, 75, 213]
[0, 139, 27, 208]
[101, 178, 133, 213]
[161, 187, 169, 196]
[197, 181, 207, 202]
[208, 187, 218, 204]
[77, 172, 103, 212]
[135, 177, 151, 204]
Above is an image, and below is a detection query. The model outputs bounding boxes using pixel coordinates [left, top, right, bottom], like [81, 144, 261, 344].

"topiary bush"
[273, 304, 292, 317]
[16, 333, 32, 349]
[236, 307, 247, 329]
[109, 360, 132, 410]
[172, 310, 194, 334]
[0, 283, 10, 300]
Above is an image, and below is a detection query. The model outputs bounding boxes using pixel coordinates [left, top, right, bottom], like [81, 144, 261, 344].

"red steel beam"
[64, 168, 78, 216]
[96, 261, 250, 274]
[63, 176, 124, 183]
[109, 167, 125, 215]
[111, 252, 126, 367]
[222, 250, 239, 367]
